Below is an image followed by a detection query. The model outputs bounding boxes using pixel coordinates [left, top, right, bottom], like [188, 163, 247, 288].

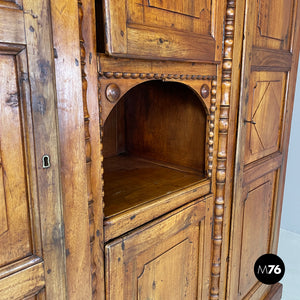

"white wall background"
[280, 62, 300, 235]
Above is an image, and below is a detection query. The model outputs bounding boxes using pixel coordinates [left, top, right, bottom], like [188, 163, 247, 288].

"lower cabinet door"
[229, 170, 278, 299]
[105, 195, 213, 300]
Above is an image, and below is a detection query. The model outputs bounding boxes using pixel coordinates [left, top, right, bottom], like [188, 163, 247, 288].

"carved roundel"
[200, 84, 210, 99]
[105, 83, 121, 103]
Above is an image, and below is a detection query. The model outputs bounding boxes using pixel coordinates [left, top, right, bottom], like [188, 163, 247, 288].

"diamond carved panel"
[245, 72, 286, 165]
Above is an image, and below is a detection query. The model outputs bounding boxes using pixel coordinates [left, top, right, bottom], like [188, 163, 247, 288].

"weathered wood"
[105, 197, 213, 299]
[218, 0, 246, 297]
[49, 0, 92, 298]
[81, 0, 106, 298]
[103, 155, 211, 241]
[239, 173, 276, 298]
[0, 7, 25, 44]
[0, 36, 46, 300]
[244, 71, 286, 165]
[227, 0, 300, 299]
[1, 0, 300, 299]
[210, 1, 235, 299]
[252, 48, 292, 71]
[101, 0, 224, 62]
[23, 0, 67, 298]
[270, 0, 300, 258]
[0, 53, 32, 266]
[0, 260, 45, 300]
[98, 53, 217, 78]
[264, 283, 283, 300]
[98, 75, 214, 125]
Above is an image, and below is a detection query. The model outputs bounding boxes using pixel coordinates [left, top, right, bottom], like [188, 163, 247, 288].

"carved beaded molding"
[78, 0, 97, 297]
[208, 79, 217, 178]
[210, 0, 236, 299]
[99, 71, 216, 81]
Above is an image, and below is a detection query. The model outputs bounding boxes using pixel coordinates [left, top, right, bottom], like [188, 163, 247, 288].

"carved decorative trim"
[210, 1, 235, 299]
[105, 83, 121, 103]
[99, 71, 216, 81]
[97, 78, 105, 202]
[207, 79, 217, 178]
[78, 0, 96, 296]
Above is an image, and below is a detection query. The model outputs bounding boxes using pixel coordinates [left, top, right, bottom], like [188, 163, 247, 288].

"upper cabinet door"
[102, 0, 224, 62]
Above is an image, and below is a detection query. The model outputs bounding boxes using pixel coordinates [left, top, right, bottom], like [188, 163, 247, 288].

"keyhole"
[42, 155, 50, 169]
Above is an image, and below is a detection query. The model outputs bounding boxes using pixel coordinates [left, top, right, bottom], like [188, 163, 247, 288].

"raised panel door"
[238, 173, 276, 298]
[105, 196, 213, 300]
[102, 0, 224, 62]
[228, 0, 300, 298]
[0, 54, 32, 268]
[0, 1, 67, 299]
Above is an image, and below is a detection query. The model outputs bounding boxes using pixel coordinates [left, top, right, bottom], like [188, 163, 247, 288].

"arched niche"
[102, 80, 210, 219]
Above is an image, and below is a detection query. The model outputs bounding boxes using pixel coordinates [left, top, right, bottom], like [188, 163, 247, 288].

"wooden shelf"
[103, 154, 210, 240]
[103, 154, 205, 217]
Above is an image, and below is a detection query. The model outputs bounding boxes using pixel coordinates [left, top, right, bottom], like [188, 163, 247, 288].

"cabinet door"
[105, 196, 213, 300]
[233, 172, 277, 299]
[102, 0, 224, 62]
[228, 0, 300, 298]
[0, 1, 66, 299]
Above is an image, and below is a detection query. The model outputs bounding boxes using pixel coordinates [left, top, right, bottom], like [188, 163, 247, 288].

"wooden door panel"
[0, 48, 47, 299]
[137, 239, 195, 299]
[147, 0, 207, 19]
[103, 0, 223, 61]
[244, 71, 286, 165]
[128, 0, 211, 35]
[0, 54, 32, 267]
[105, 196, 213, 300]
[255, 0, 294, 50]
[238, 172, 275, 298]
[0, 1, 67, 298]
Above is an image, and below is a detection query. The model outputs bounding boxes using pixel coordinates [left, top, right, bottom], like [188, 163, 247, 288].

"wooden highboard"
[0, 0, 299, 299]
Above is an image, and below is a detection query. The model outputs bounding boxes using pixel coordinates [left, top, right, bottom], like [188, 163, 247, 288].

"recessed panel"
[137, 239, 194, 299]
[148, 0, 204, 18]
[105, 198, 212, 299]
[255, 0, 294, 50]
[238, 172, 275, 297]
[0, 54, 32, 267]
[129, 0, 211, 35]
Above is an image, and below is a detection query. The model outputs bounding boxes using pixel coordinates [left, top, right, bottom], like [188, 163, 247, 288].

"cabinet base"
[263, 283, 283, 300]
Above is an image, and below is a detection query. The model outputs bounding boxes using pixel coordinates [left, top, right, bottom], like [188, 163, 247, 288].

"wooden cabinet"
[1, 0, 300, 299]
